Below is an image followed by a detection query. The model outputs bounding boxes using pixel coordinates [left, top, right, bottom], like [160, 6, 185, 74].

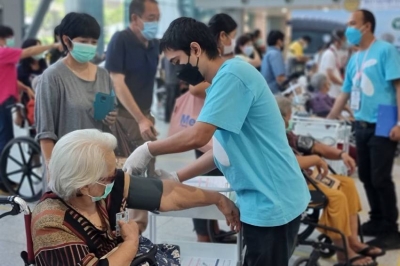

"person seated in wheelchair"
[276, 96, 384, 266]
[31, 129, 240, 266]
[308, 73, 353, 120]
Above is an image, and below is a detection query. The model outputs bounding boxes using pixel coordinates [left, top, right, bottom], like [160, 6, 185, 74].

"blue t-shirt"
[197, 58, 310, 227]
[261, 46, 286, 94]
[342, 40, 400, 123]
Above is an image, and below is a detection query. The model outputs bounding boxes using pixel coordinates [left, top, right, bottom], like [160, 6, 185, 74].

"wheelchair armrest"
[303, 172, 328, 209]
[131, 245, 158, 266]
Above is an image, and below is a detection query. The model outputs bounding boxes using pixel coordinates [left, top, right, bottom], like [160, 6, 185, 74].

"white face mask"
[223, 38, 235, 55]
[243, 45, 254, 57]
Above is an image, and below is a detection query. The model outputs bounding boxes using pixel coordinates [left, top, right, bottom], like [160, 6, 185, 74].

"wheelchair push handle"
[0, 196, 31, 215]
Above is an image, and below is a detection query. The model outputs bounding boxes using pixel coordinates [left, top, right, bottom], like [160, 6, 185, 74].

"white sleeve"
[318, 51, 336, 74]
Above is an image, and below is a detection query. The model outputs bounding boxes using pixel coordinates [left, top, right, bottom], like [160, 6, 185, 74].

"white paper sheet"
[183, 176, 231, 192]
[181, 257, 233, 266]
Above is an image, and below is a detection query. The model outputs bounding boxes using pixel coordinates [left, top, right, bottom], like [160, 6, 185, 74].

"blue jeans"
[0, 97, 15, 157]
[355, 121, 399, 233]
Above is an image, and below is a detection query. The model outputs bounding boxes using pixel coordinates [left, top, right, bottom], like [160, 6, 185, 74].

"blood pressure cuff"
[127, 175, 163, 213]
[296, 135, 315, 155]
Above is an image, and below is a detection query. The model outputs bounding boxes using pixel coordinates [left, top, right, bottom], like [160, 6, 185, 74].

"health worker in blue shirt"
[328, 9, 400, 250]
[122, 17, 311, 265]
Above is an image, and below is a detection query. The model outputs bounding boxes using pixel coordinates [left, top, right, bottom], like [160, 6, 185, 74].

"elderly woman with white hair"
[275, 96, 384, 266]
[31, 129, 240, 266]
[309, 73, 353, 118]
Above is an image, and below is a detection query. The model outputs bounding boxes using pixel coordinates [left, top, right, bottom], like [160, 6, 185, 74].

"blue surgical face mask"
[6, 38, 15, 47]
[69, 38, 97, 63]
[87, 181, 114, 202]
[345, 27, 362, 46]
[141, 20, 159, 40]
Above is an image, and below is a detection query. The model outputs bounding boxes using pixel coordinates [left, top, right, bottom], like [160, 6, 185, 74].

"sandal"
[334, 255, 378, 266]
[357, 246, 386, 259]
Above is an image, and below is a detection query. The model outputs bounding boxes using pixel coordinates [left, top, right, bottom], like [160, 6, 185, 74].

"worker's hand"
[216, 195, 241, 233]
[154, 169, 180, 182]
[389, 125, 400, 142]
[52, 42, 62, 50]
[138, 117, 158, 141]
[122, 142, 154, 175]
[103, 110, 117, 126]
[340, 152, 356, 176]
[25, 87, 35, 99]
[315, 156, 329, 178]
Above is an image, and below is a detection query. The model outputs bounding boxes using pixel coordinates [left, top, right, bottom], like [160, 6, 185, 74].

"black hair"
[129, 0, 158, 21]
[208, 13, 237, 43]
[19, 38, 47, 71]
[54, 25, 60, 43]
[330, 29, 345, 46]
[302, 35, 312, 43]
[234, 34, 252, 54]
[359, 9, 376, 33]
[254, 29, 261, 38]
[58, 12, 101, 51]
[160, 17, 219, 60]
[0, 25, 14, 39]
[267, 30, 284, 46]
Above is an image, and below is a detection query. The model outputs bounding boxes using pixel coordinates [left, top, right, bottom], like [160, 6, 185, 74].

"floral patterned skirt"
[134, 236, 180, 266]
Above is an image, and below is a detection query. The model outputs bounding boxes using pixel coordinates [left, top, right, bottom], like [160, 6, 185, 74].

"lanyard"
[355, 39, 376, 77]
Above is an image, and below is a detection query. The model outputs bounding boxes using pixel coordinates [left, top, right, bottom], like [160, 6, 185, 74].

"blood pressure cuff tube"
[127, 175, 163, 213]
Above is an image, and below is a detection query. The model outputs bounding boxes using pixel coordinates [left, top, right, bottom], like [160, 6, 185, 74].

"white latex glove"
[154, 169, 180, 182]
[122, 142, 154, 175]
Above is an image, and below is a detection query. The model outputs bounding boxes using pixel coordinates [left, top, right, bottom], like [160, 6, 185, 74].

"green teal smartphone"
[93, 91, 115, 121]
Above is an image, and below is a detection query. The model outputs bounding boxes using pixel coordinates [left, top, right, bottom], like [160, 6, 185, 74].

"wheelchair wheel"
[317, 234, 336, 258]
[293, 257, 321, 266]
[298, 208, 321, 241]
[206, 220, 237, 243]
[0, 137, 42, 202]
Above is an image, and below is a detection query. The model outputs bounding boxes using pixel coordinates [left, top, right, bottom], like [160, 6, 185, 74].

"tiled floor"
[1, 114, 400, 265]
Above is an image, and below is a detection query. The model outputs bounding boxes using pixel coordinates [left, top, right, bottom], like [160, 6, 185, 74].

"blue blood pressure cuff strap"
[127, 176, 163, 213]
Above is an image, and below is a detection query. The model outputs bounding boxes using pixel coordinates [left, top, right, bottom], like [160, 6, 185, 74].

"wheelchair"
[0, 196, 159, 266]
[0, 103, 43, 202]
[293, 168, 365, 266]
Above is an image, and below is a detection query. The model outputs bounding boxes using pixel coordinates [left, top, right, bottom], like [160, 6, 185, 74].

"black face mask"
[176, 56, 205, 86]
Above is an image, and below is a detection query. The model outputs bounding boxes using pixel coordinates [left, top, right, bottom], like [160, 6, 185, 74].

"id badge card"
[350, 86, 361, 111]
[115, 210, 129, 237]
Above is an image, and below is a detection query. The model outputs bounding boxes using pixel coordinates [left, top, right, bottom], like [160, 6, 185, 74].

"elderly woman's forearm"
[106, 240, 138, 266]
[296, 155, 320, 169]
[40, 139, 55, 163]
[159, 181, 223, 211]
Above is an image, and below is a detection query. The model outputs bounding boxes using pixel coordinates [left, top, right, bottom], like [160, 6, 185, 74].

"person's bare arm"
[106, 238, 138, 266]
[312, 142, 344, 160]
[326, 68, 343, 86]
[17, 81, 35, 99]
[276, 75, 286, 85]
[110, 72, 156, 140]
[176, 149, 216, 182]
[296, 155, 328, 177]
[148, 122, 216, 156]
[327, 92, 350, 119]
[40, 139, 55, 165]
[189, 82, 210, 99]
[21, 44, 58, 59]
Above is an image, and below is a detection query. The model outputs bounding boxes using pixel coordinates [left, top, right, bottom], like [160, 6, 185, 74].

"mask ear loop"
[195, 57, 200, 67]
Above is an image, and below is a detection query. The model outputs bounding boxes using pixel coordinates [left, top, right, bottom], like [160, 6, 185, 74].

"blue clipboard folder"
[375, 105, 398, 137]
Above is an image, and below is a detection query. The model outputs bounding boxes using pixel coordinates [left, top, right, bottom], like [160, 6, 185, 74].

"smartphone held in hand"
[93, 91, 116, 121]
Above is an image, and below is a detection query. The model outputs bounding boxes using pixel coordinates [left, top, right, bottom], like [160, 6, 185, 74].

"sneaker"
[367, 232, 400, 250]
[361, 220, 382, 237]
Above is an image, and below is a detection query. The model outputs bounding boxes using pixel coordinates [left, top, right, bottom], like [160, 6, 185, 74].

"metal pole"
[25, 0, 52, 39]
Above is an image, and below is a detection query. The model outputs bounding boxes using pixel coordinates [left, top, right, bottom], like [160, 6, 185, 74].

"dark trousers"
[355, 122, 399, 233]
[164, 84, 180, 123]
[243, 215, 301, 266]
[0, 97, 15, 157]
[193, 150, 223, 235]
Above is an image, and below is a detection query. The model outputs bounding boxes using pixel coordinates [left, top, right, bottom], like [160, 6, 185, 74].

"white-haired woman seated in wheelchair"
[308, 73, 353, 119]
[31, 129, 240, 266]
[276, 96, 384, 266]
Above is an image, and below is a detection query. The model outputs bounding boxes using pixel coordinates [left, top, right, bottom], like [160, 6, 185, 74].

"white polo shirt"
[319, 45, 343, 98]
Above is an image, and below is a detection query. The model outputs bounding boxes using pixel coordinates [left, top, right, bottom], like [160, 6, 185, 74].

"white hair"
[48, 129, 117, 200]
[275, 95, 292, 117]
[310, 73, 328, 92]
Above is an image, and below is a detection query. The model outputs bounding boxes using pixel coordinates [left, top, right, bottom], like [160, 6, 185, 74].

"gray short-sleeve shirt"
[35, 60, 114, 141]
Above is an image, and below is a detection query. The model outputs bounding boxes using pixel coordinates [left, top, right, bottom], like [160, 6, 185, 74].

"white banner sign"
[360, 0, 400, 10]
